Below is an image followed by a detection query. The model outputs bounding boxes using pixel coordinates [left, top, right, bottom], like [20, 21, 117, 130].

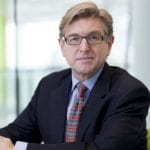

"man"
[0, 2, 150, 150]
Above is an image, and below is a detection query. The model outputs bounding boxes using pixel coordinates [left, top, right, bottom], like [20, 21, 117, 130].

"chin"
[79, 69, 94, 76]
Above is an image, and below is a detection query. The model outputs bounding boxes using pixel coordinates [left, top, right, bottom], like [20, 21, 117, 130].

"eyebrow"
[65, 31, 104, 37]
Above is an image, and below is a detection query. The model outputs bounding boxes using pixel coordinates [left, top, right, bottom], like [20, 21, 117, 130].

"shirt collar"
[71, 65, 104, 92]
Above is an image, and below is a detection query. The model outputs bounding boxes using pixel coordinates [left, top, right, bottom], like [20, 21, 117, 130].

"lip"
[76, 57, 94, 60]
[76, 57, 94, 63]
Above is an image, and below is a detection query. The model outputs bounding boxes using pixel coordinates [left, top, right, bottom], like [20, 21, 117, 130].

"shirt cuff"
[14, 141, 28, 150]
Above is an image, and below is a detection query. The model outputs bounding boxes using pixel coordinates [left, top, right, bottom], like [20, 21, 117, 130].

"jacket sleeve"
[0, 81, 43, 144]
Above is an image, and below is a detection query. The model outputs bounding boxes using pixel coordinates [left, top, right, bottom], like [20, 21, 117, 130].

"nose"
[79, 38, 90, 52]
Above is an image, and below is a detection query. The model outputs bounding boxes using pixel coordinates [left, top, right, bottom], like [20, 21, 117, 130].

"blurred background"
[0, 0, 150, 128]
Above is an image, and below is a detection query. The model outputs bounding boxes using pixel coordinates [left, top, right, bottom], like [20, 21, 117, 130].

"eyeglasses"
[63, 32, 107, 45]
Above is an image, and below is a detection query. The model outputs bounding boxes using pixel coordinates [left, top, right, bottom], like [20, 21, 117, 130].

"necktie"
[65, 82, 88, 142]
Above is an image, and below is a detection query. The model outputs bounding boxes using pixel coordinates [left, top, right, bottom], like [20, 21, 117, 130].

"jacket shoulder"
[38, 68, 71, 87]
[108, 65, 149, 92]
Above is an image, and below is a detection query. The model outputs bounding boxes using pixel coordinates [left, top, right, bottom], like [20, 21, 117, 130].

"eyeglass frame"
[62, 32, 108, 45]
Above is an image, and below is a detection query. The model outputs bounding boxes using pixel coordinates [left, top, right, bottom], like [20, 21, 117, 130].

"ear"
[58, 38, 65, 57]
[107, 35, 114, 56]
[59, 38, 64, 50]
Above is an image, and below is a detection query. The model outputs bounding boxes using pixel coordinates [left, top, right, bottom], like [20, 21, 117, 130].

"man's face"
[59, 18, 114, 81]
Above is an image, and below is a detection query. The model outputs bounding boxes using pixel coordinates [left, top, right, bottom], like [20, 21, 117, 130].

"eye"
[91, 35, 99, 40]
[67, 35, 80, 42]
[87, 32, 104, 43]
[89, 33, 101, 40]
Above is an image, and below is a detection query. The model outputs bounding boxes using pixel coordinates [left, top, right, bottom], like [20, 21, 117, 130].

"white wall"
[132, 0, 150, 90]
[132, 0, 150, 128]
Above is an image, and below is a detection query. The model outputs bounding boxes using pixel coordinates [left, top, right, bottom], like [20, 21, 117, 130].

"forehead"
[64, 18, 106, 36]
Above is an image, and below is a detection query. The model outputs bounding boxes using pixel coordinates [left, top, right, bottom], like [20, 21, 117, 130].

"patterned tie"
[65, 82, 88, 142]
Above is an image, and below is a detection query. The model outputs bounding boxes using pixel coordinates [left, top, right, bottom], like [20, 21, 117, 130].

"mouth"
[76, 57, 94, 62]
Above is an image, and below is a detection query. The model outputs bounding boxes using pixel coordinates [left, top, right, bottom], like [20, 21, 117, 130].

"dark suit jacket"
[0, 63, 150, 150]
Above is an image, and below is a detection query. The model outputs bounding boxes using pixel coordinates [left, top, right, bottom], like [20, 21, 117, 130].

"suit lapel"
[49, 74, 72, 142]
[78, 63, 112, 140]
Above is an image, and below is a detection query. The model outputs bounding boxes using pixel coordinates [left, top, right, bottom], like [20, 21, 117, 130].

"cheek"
[95, 48, 109, 61]
[61, 46, 70, 58]
[61, 49, 67, 57]
[63, 49, 75, 64]
[100, 44, 111, 55]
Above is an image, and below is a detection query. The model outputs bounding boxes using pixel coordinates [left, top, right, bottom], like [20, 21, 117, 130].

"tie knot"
[77, 82, 87, 99]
